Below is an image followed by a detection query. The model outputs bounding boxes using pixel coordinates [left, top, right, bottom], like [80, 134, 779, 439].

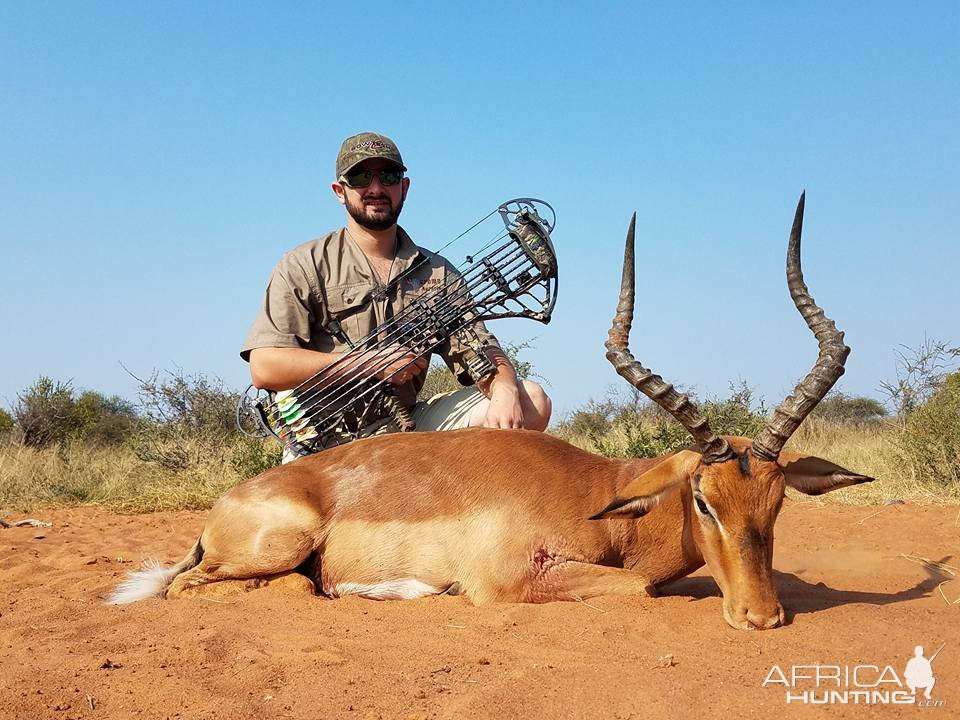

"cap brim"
[341, 157, 407, 177]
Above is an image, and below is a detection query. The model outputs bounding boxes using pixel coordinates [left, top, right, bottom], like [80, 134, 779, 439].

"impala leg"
[166, 538, 316, 599]
[167, 567, 316, 599]
[526, 561, 657, 603]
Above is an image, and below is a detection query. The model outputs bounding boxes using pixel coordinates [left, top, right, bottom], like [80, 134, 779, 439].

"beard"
[344, 191, 405, 231]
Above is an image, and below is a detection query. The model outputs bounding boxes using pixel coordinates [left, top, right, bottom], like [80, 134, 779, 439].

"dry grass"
[555, 416, 959, 506]
[0, 438, 247, 514]
[786, 417, 960, 505]
[2, 416, 957, 515]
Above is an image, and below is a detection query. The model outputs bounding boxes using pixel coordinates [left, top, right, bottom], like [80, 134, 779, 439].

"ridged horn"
[752, 192, 851, 461]
[605, 213, 735, 465]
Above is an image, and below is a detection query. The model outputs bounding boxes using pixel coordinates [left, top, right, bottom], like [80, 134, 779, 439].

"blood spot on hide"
[533, 547, 554, 570]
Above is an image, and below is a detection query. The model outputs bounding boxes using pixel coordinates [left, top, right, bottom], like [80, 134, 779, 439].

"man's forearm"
[478, 347, 521, 399]
[249, 347, 342, 391]
[249, 345, 429, 391]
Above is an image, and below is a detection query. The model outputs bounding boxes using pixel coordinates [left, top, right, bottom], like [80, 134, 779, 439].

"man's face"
[333, 159, 410, 231]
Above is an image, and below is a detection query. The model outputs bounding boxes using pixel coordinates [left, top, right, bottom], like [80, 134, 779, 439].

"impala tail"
[105, 538, 203, 604]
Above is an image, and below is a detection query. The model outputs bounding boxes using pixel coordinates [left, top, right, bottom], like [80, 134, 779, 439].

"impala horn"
[752, 192, 851, 461]
[605, 213, 736, 465]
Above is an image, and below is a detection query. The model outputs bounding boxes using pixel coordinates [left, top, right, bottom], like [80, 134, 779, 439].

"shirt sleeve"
[240, 253, 319, 362]
[433, 259, 502, 385]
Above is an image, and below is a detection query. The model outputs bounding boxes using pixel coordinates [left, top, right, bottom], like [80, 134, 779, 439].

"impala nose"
[746, 605, 784, 630]
[725, 602, 785, 630]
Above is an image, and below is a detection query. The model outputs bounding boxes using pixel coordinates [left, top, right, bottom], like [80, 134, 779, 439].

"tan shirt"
[241, 227, 500, 408]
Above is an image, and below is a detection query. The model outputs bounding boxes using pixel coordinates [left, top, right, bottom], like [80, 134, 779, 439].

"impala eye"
[694, 495, 713, 519]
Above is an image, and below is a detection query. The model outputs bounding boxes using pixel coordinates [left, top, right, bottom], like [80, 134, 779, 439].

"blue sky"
[1, 2, 957, 419]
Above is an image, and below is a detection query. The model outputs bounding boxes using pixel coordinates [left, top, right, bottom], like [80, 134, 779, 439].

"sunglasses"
[340, 167, 404, 188]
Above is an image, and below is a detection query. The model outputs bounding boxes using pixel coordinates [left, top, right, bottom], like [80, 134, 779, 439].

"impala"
[109, 194, 872, 630]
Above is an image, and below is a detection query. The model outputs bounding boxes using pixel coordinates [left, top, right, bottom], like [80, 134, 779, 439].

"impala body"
[109, 194, 873, 630]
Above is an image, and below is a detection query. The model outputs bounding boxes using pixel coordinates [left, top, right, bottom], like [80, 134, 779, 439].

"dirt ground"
[0, 502, 957, 720]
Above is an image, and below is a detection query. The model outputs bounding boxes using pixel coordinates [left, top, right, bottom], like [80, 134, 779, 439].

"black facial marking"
[739, 452, 751, 476]
[740, 525, 769, 561]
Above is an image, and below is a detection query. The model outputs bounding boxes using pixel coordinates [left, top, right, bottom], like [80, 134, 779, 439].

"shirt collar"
[392, 226, 428, 276]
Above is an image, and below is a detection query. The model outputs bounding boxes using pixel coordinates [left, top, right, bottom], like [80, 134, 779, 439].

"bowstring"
[380, 206, 501, 299]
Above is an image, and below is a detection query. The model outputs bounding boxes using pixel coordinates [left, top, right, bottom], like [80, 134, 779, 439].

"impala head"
[593, 194, 873, 630]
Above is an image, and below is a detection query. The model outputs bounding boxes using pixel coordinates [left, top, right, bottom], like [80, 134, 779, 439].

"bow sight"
[238, 197, 558, 455]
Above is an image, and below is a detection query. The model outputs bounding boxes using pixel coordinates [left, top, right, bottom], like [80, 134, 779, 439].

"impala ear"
[590, 450, 701, 519]
[777, 451, 875, 496]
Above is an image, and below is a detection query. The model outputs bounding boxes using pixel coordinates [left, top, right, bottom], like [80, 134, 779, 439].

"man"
[242, 131, 551, 459]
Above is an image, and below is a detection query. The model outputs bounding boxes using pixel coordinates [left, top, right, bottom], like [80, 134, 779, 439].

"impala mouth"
[723, 602, 785, 631]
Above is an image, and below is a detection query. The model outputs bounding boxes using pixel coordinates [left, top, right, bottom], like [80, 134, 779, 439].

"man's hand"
[483, 382, 525, 429]
[478, 347, 525, 429]
[363, 344, 429, 385]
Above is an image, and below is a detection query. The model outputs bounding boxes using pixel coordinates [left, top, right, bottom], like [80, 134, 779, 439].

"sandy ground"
[0, 502, 957, 720]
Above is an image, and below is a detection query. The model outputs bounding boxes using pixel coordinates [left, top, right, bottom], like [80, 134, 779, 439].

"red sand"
[1, 502, 957, 719]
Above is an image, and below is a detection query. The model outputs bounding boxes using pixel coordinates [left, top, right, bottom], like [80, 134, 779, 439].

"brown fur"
[122, 429, 871, 630]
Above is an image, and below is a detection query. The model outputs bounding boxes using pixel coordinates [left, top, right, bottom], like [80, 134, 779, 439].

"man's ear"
[778, 451, 874, 496]
[331, 181, 346, 205]
[590, 450, 701, 519]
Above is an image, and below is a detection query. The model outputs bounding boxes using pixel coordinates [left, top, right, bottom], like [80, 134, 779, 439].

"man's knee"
[520, 379, 552, 431]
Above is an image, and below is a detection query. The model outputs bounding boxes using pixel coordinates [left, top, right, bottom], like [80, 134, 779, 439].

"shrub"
[74, 391, 138, 444]
[417, 359, 463, 400]
[14, 377, 84, 447]
[881, 338, 960, 416]
[896, 371, 960, 487]
[230, 436, 283, 479]
[133, 369, 240, 471]
[417, 340, 541, 400]
[811, 392, 887, 425]
[11, 377, 138, 447]
[560, 398, 618, 439]
[702, 382, 768, 438]
[594, 416, 691, 459]
[0, 408, 13, 435]
[560, 382, 769, 459]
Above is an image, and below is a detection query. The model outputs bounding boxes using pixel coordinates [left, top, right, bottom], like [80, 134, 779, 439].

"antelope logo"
[108, 194, 874, 631]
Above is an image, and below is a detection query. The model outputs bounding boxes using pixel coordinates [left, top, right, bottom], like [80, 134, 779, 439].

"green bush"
[133, 370, 240, 471]
[0, 408, 13, 435]
[74, 391, 138, 444]
[594, 416, 691, 459]
[14, 377, 79, 446]
[812, 392, 887, 424]
[702, 382, 768, 439]
[567, 382, 769, 459]
[230, 436, 282, 478]
[417, 359, 462, 400]
[561, 399, 618, 439]
[417, 340, 541, 401]
[12, 377, 138, 447]
[897, 371, 960, 487]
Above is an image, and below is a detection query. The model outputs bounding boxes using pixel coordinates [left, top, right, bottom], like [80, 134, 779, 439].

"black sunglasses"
[340, 167, 404, 188]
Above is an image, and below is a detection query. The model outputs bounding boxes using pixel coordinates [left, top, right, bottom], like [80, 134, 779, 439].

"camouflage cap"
[335, 131, 407, 179]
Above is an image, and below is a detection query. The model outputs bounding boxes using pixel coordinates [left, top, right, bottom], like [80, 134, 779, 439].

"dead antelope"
[108, 193, 872, 630]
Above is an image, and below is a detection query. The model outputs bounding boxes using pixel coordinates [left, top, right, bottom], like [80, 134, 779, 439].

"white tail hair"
[105, 560, 182, 604]
[105, 538, 202, 605]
